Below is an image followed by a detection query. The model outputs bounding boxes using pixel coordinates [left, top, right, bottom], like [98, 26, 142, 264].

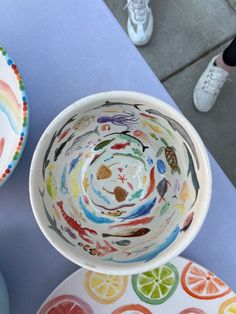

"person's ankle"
[215, 54, 233, 73]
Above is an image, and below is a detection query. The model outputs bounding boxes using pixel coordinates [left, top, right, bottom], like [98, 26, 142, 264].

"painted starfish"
[118, 174, 127, 184]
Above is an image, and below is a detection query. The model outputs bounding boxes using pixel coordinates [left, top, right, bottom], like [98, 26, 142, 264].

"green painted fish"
[132, 148, 143, 157]
[160, 202, 170, 216]
[129, 189, 144, 201]
[113, 153, 147, 171]
[94, 138, 114, 150]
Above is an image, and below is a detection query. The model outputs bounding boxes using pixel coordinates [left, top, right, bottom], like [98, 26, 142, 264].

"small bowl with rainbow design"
[0, 47, 29, 187]
[29, 91, 211, 275]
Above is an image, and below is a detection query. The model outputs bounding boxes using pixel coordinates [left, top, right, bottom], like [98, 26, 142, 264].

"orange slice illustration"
[181, 262, 231, 300]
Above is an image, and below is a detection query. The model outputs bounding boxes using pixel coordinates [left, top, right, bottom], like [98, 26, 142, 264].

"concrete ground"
[104, 0, 236, 186]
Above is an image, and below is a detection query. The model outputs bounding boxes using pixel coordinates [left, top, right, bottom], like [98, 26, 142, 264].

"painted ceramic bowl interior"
[29, 91, 211, 275]
[0, 47, 29, 187]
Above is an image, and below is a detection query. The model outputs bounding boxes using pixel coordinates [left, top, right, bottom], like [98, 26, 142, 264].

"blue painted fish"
[79, 198, 114, 224]
[60, 164, 68, 195]
[66, 126, 99, 155]
[69, 154, 81, 174]
[157, 159, 166, 174]
[157, 178, 171, 203]
[64, 227, 77, 239]
[172, 178, 180, 198]
[119, 197, 156, 221]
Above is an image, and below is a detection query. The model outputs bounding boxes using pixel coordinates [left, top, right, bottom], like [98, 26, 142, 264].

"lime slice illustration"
[132, 262, 179, 304]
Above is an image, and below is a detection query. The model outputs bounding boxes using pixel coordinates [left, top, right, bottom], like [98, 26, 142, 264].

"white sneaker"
[193, 57, 229, 112]
[126, 0, 153, 46]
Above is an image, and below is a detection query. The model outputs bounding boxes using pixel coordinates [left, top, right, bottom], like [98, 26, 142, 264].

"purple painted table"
[0, 1, 235, 313]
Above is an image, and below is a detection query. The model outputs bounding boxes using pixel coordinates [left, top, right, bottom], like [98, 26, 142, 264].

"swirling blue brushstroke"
[79, 198, 114, 224]
[90, 174, 110, 205]
[119, 197, 156, 221]
[104, 225, 180, 263]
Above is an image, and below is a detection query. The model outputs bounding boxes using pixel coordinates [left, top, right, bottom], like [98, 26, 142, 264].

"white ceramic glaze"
[29, 91, 212, 275]
[37, 256, 235, 314]
[0, 47, 29, 187]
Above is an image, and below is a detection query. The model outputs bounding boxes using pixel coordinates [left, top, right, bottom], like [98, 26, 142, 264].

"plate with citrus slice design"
[37, 257, 235, 314]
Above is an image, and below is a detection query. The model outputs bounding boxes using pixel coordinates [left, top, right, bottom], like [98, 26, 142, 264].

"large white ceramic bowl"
[29, 91, 211, 275]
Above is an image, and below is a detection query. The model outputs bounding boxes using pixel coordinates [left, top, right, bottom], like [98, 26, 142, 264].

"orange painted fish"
[141, 167, 155, 200]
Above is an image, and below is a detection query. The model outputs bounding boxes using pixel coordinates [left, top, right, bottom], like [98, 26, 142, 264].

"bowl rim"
[29, 90, 212, 275]
[0, 47, 29, 187]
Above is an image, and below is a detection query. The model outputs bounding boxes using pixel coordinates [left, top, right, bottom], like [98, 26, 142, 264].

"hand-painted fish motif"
[157, 159, 166, 174]
[112, 240, 131, 246]
[146, 108, 200, 169]
[46, 164, 57, 199]
[94, 138, 114, 150]
[39, 189, 75, 246]
[111, 142, 130, 150]
[142, 120, 162, 134]
[173, 178, 180, 198]
[42, 115, 77, 179]
[105, 131, 148, 152]
[97, 111, 139, 130]
[54, 133, 75, 161]
[132, 148, 143, 157]
[160, 202, 171, 216]
[133, 129, 150, 144]
[73, 115, 95, 131]
[150, 133, 158, 141]
[58, 128, 71, 142]
[66, 126, 99, 155]
[109, 216, 155, 229]
[103, 186, 128, 202]
[69, 154, 81, 174]
[128, 189, 143, 201]
[64, 227, 77, 239]
[79, 198, 114, 224]
[113, 152, 147, 171]
[141, 167, 155, 200]
[60, 164, 68, 195]
[86, 100, 143, 112]
[180, 181, 189, 203]
[181, 212, 194, 232]
[57, 201, 97, 243]
[120, 197, 156, 221]
[102, 227, 150, 238]
[0, 137, 5, 158]
[83, 173, 89, 192]
[157, 178, 171, 203]
[90, 151, 105, 166]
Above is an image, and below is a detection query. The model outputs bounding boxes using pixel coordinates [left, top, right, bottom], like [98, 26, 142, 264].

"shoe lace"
[125, 0, 147, 22]
[204, 68, 227, 95]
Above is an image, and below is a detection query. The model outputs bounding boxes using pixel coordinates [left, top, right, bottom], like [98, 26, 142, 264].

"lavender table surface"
[0, 1, 235, 313]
